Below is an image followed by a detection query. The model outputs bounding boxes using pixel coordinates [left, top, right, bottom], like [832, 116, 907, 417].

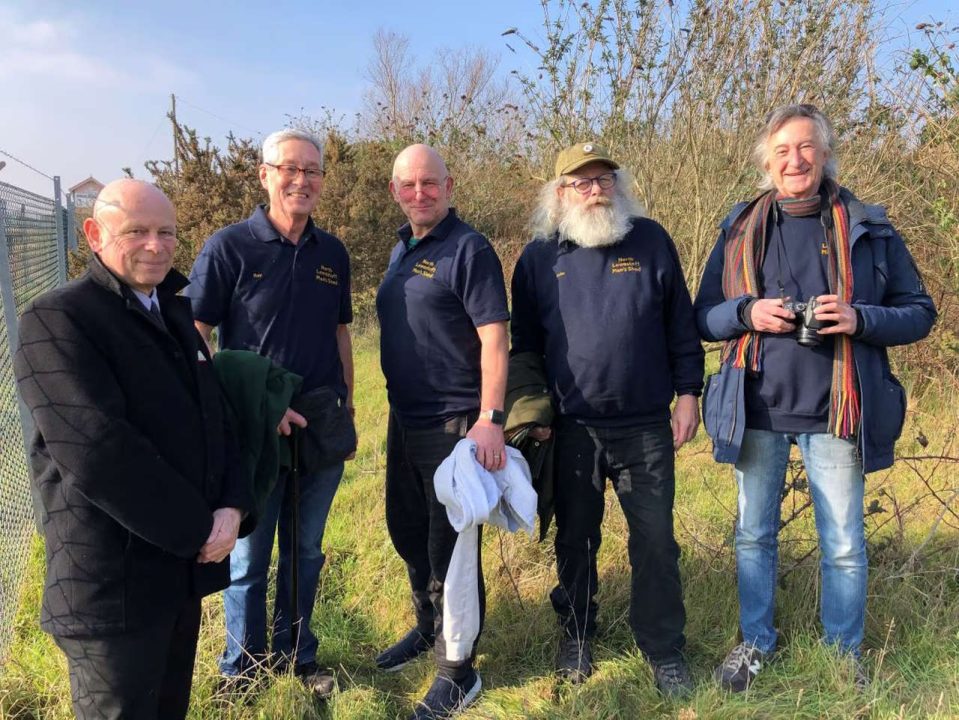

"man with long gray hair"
[511, 142, 704, 696]
[695, 103, 935, 691]
[187, 128, 354, 698]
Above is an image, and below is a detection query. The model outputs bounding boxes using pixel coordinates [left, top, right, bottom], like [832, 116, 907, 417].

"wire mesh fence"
[0, 179, 68, 662]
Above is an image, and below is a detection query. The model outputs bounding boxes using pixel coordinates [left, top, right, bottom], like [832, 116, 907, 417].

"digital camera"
[782, 296, 829, 347]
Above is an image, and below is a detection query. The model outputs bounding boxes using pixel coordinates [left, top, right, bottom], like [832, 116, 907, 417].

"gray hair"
[529, 169, 645, 240]
[753, 104, 838, 191]
[261, 128, 324, 169]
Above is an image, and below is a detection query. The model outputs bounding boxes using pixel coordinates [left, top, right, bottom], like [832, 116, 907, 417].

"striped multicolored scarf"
[720, 178, 860, 438]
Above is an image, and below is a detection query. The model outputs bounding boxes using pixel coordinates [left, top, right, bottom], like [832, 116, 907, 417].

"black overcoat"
[14, 256, 251, 637]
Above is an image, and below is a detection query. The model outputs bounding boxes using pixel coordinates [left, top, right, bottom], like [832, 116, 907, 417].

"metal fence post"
[66, 193, 77, 252]
[0, 216, 41, 533]
[53, 176, 66, 285]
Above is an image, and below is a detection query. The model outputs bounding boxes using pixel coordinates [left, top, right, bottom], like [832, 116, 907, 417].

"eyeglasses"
[264, 163, 325, 181]
[394, 178, 447, 200]
[561, 172, 617, 195]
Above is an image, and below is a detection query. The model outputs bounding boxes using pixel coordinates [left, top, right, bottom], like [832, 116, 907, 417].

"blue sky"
[0, 0, 953, 197]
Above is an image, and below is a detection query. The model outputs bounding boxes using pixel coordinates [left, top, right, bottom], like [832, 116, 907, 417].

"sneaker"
[851, 658, 869, 692]
[376, 628, 435, 672]
[652, 657, 694, 698]
[713, 642, 770, 692]
[409, 670, 482, 720]
[294, 662, 336, 699]
[555, 635, 593, 684]
[213, 672, 257, 704]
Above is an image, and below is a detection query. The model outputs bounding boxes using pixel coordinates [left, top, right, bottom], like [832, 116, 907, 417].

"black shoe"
[409, 670, 482, 719]
[651, 657, 693, 699]
[376, 628, 435, 672]
[294, 662, 336, 699]
[713, 642, 770, 692]
[555, 635, 593, 684]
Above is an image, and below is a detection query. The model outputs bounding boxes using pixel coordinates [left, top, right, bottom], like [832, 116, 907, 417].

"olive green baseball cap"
[554, 142, 619, 178]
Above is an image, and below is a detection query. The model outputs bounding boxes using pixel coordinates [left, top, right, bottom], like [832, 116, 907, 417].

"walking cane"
[290, 425, 301, 656]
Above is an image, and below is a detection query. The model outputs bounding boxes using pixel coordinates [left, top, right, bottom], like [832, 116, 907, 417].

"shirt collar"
[249, 204, 317, 245]
[396, 207, 459, 246]
[130, 288, 158, 311]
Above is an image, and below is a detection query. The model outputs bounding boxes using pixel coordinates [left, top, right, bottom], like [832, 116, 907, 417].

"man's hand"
[813, 294, 859, 336]
[671, 394, 700, 450]
[197, 507, 242, 563]
[468, 418, 507, 471]
[277, 407, 307, 436]
[749, 298, 796, 333]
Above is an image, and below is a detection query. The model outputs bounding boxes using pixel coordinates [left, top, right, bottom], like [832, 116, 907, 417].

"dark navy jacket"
[511, 217, 704, 426]
[694, 189, 936, 473]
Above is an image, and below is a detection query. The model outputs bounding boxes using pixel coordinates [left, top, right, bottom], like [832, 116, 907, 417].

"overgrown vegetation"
[25, 0, 959, 717]
[1, 336, 957, 719]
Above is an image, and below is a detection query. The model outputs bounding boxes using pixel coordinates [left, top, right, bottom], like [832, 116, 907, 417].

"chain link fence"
[0, 178, 71, 661]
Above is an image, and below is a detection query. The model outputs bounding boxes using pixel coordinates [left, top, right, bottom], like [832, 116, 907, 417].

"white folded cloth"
[433, 439, 537, 661]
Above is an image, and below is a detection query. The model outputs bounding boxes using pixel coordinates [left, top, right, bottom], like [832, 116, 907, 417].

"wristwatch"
[480, 408, 505, 425]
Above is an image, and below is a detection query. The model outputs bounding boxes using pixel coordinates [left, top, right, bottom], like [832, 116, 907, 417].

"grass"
[1, 332, 957, 718]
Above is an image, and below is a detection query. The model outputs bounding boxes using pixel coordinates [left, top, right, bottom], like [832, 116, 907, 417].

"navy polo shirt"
[744, 209, 834, 432]
[511, 217, 705, 426]
[186, 205, 352, 396]
[376, 208, 509, 426]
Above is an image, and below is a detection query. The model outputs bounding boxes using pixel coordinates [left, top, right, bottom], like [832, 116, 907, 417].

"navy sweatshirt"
[511, 218, 704, 426]
[744, 209, 834, 432]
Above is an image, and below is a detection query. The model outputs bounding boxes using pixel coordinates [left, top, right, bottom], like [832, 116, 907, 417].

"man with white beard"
[510, 142, 704, 697]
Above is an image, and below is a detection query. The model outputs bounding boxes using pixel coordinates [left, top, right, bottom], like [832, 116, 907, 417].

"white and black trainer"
[409, 669, 482, 720]
[713, 642, 770, 692]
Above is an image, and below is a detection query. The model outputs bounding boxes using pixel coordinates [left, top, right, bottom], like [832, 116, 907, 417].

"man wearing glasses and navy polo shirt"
[375, 144, 509, 720]
[186, 128, 353, 699]
[511, 142, 704, 698]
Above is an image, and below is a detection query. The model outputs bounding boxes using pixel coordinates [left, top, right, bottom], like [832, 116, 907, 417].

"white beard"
[558, 198, 633, 248]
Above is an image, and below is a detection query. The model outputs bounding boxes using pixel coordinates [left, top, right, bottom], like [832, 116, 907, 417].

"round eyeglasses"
[561, 172, 617, 195]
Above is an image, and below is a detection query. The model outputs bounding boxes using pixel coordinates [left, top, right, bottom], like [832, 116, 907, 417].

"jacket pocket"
[703, 363, 746, 463]
[870, 375, 906, 445]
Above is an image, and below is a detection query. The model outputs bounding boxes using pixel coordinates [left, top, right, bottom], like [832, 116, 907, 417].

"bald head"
[93, 179, 174, 224]
[390, 144, 453, 238]
[83, 179, 177, 294]
[392, 144, 449, 180]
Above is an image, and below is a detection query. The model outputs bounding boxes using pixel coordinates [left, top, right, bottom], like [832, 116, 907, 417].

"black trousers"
[551, 419, 686, 663]
[54, 596, 202, 720]
[384, 410, 485, 681]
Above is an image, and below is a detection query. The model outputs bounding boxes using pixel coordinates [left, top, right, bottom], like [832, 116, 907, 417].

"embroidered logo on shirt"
[611, 257, 641, 274]
[412, 259, 436, 279]
[820, 242, 829, 256]
[555, 271, 566, 278]
[252, 271, 264, 280]
[316, 265, 339, 286]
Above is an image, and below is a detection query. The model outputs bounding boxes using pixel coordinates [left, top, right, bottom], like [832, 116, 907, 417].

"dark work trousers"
[384, 409, 485, 681]
[551, 418, 686, 663]
[53, 595, 202, 720]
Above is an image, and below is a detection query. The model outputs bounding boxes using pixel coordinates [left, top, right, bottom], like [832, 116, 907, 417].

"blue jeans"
[734, 429, 866, 655]
[220, 463, 343, 675]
